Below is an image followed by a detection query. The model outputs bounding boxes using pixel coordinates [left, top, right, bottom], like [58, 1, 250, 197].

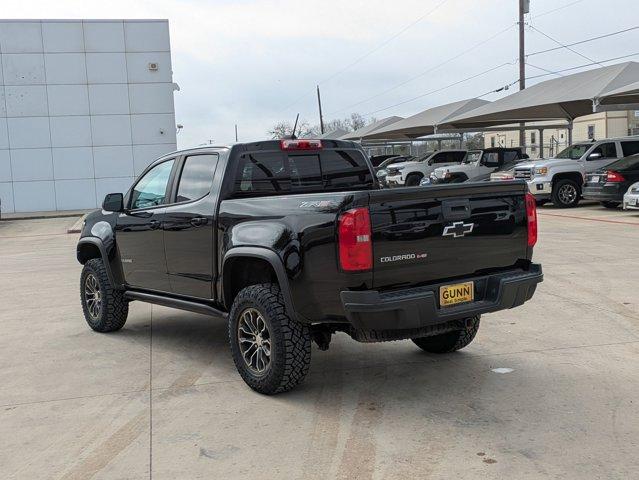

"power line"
[529, 25, 604, 67]
[362, 62, 514, 116]
[532, 0, 585, 19]
[277, 0, 449, 114]
[526, 62, 564, 77]
[319, 0, 449, 86]
[365, 50, 639, 117]
[326, 23, 516, 117]
[527, 26, 639, 57]
[526, 51, 639, 80]
[485, 52, 639, 98]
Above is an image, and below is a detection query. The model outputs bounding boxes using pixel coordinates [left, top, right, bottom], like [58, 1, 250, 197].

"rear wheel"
[412, 316, 480, 353]
[552, 179, 580, 208]
[80, 258, 128, 332]
[600, 201, 620, 209]
[228, 283, 311, 394]
[405, 174, 423, 186]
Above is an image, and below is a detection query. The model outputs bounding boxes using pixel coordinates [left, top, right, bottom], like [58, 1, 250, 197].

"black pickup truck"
[77, 139, 542, 394]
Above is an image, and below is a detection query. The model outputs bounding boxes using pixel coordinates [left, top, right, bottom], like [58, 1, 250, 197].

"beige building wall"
[484, 110, 639, 158]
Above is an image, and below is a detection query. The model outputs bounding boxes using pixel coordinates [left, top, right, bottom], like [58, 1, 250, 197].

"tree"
[463, 133, 485, 150]
[346, 113, 366, 131]
[267, 119, 319, 139]
[267, 112, 373, 139]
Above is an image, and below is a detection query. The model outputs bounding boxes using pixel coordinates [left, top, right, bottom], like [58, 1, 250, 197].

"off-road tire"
[228, 283, 311, 395]
[412, 316, 480, 353]
[551, 179, 580, 208]
[80, 258, 128, 332]
[600, 201, 620, 209]
[405, 173, 423, 186]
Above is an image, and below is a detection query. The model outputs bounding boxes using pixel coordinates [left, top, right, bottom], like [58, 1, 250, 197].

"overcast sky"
[4, 0, 639, 147]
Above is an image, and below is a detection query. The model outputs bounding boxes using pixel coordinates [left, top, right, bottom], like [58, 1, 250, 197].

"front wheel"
[412, 316, 480, 353]
[228, 283, 311, 394]
[80, 258, 128, 332]
[600, 201, 620, 209]
[552, 179, 580, 208]
[405, 174, 423, 187]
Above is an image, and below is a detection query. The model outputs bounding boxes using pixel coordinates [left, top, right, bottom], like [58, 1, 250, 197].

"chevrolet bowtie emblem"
[442, 221, 474, 238]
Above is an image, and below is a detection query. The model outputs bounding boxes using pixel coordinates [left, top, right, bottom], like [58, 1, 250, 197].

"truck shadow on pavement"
[115, 307, 502, 402]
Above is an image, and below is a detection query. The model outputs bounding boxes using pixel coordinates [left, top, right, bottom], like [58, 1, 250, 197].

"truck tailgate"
[369, 182, 529, 289]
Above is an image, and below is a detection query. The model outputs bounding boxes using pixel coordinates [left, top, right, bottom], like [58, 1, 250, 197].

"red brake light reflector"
[606, 170, 625, 182]
[338, 207, 372, 272]
[280, 139, 323, 150]
[525, 192, 537, 247]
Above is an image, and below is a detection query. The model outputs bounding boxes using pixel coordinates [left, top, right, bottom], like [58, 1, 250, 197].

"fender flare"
[77, 237, 118, 286]
[221, 247, 298, 320]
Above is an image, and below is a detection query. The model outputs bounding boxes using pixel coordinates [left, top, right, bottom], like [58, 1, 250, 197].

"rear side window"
[503, 151, 519, 162]
[621, 141, 639, 156]
[431, 152, 449, 164]
[236, 153, 289, 194]
[321, 150, 372, 189]
[234, 150, 372, 195]
[451, 151, 466, 162]
[176, 154, 218, 202]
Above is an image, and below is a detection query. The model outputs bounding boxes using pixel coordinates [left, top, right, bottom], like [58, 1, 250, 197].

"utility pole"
[317, 85, 325, 134]
[518, 0, 528, 147]
[234, 124, 238, 142]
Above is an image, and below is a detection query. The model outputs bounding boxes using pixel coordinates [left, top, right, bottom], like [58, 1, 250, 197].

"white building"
[0, 19, 178, 213]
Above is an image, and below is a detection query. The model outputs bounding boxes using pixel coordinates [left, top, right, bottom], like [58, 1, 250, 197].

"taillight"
[606, 170, 625, 182]
[338, 207, 372, 272]
[280, 139, 322, 150]
[525, 192, 537, 247]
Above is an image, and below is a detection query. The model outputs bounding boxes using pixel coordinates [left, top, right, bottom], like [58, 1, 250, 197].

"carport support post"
[567, 120, 573, 145]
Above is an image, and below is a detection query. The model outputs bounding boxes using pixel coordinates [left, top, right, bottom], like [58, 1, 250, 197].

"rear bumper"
[582, 184, 624, 202]
[340, 264, 543, 333]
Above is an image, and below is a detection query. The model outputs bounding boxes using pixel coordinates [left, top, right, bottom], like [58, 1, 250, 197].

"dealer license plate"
[440, 281, 474, 307]
[591, 176, 600, 183]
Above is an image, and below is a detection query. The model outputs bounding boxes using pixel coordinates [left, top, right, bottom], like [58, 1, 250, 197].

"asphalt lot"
[1, 203, 638, 480]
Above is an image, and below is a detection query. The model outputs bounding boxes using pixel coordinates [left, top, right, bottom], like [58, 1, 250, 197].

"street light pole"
[317, 85, 325, 135]
[519, 0, 528, 148]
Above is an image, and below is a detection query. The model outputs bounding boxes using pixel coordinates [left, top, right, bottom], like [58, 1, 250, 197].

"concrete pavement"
[1, 203, 638, 479]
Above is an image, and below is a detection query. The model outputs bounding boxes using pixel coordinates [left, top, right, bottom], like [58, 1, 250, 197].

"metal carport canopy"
[362, 98, 490, 140]
[339, 116, 404, 140]
[445, 62, 639, 129]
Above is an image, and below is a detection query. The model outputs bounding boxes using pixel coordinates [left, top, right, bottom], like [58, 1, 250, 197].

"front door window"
[130, 160, 175, 209]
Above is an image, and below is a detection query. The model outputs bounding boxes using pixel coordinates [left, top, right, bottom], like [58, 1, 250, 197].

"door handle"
[190, 217, 206, 227]
[442, 199, 471, 221]
[149, 220, 161, 230]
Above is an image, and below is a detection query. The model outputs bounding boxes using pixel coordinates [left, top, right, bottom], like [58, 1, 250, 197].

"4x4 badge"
[443, 221, 474, 238]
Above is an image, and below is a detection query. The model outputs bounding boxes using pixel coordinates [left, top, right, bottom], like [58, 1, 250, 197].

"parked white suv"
[430, 148, 528, 184]
[385, 150, 466, 187]
[513, 137, 639, 208]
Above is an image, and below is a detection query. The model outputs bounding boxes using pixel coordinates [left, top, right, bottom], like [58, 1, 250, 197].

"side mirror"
[102, 193, 124, 212]
[588, 152, 602, 160]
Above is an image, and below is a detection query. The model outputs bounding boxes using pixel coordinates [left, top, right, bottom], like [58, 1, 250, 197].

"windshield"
[381, 157, 410, 168]
[605, 154, 639, 171]
[462, 151, 482, 164]
[418, 152, 435, 162]
[555, 144, 591, 160]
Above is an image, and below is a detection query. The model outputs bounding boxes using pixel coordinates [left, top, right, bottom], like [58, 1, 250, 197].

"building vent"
[148, 62, 159, 71]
